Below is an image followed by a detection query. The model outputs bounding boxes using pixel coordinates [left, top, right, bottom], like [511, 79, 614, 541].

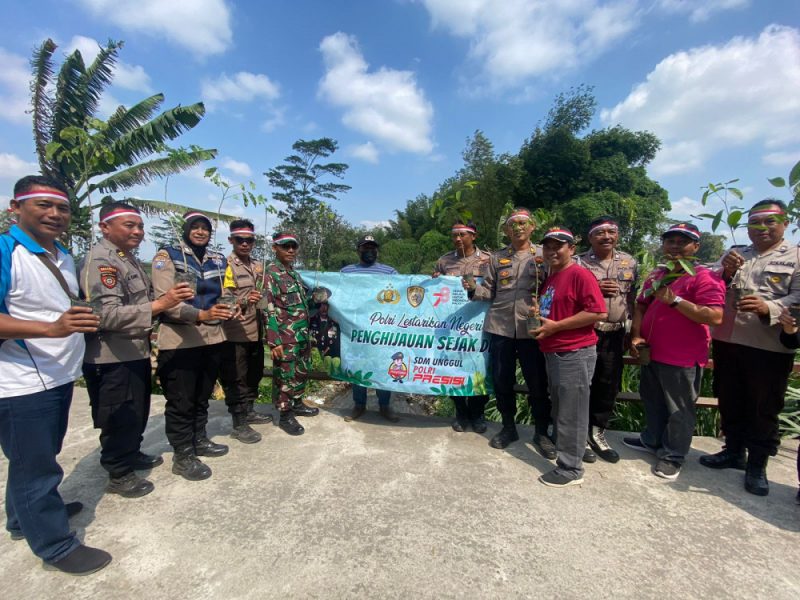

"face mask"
[360, 248, 378, 265]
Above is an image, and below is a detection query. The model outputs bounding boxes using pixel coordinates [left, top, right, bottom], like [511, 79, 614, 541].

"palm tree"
[30, 38, 219, 249]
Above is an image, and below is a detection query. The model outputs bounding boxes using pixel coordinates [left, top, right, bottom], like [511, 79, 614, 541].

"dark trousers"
[452, 395, 490, 420]
[0, 383, 80, 562]
[712, 340, 793, 457]
[218, 341, 264, 416]
[83, 359, 151, 478]
[589, 329, 625, 430]
[157, 344, 223, 450]
[489, 334, 550, 429]
[353, 385, 391, 407]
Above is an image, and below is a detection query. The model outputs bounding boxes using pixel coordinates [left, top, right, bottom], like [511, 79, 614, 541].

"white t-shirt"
[0, 244, 84, 396]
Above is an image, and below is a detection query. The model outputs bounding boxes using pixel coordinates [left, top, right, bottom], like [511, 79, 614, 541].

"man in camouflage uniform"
[467, 207, 552, 453]
[81, 202, 194, 497]
[264, 232, 317, 436]
[219, 219, 272, 445]
[577, 216, 638, 463]
[434, 221, 491, 433]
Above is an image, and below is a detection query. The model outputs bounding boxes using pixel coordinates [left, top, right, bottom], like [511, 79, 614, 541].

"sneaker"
[653, 459, 681, 480]
[622, 436, 658, 455]
[589, 426, 620, 463]
[532, 433, 557, 460]
[44, 544, 112, 576]
[583, 445, 597, 464]
[539, 469, 583, 488]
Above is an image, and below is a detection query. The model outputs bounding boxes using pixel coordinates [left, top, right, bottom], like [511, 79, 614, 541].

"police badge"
[406, 285, 425, 307]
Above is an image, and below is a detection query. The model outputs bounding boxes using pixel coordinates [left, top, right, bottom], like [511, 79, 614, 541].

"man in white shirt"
[0, 175, 111, 575]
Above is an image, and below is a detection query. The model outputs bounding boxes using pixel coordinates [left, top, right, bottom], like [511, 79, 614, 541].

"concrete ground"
[1, 388, 798, 600]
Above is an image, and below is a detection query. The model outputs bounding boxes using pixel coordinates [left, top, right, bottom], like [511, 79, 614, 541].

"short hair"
[750, 198, 788, 213]
[99, 201, 140, 220]
[588, 215, 619, 230]
[229, 218, 255, 231]
[13, 175, 69, 198]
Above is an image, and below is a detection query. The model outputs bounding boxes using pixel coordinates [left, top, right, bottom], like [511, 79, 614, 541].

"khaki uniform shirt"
[222, 253, 264, 343]
[81, 238, 154, 364]
[577, 249, 638, 329]
[435, 248, 490, 277]
[712, 242, 800, 353]
[151, 245, 227, 351]
[472, 244, 546, 338]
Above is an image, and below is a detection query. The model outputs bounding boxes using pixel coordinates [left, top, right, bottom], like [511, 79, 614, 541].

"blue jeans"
[0, 383, 80, 562]
[352, 384, 391, 407]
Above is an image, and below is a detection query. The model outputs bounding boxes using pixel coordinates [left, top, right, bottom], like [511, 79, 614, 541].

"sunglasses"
[233, 236, 255, 244]
[279, 243, 299, 250]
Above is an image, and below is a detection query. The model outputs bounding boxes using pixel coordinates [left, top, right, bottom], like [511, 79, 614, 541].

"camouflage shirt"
[263, 261, 309, 353]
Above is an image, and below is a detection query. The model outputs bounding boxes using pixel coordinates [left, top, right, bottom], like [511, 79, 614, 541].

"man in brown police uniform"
[220, 219, 272, 444]
[434, 220, 491, 433]
[704, 198, 800, 496]
[81, 202, 194, 497]
[466, 207, 552, 453]
[577, 216, 638, 463]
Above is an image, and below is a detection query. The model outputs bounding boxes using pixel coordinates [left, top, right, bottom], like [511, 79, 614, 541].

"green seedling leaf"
[768, 177, 786, 187]
[712, 210, 723, 231]
[728, 187, 743, 200]
[790, 160, 800, 188]
[727, 210, 742, 227]
[677, 258, 696, 274]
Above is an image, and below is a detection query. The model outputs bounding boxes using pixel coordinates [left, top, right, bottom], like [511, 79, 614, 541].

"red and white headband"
[589, 222, 618, 236]
[748, 207, 785, 218]
[272, 233, 298, 245]
[506, 211, 532, 225]
[100, 208, 141, 223]
[14, 190, 69, 204]
[230, 228, 256, 236]
[451, 225, 476, 234]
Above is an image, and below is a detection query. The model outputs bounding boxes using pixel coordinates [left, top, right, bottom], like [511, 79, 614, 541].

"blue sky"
[1, 0, 799, 254]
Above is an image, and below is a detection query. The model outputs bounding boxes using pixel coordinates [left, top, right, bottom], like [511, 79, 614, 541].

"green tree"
[696, 232, 726, 264]
[31, 39, 216, 248]
[265, 138, 350, 265]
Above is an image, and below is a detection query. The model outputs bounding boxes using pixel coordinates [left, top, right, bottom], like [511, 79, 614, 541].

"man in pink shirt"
[533, 228, 607, 487]
[625, 223, 725, 480]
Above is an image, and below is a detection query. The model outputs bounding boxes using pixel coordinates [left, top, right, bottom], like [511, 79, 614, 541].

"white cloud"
[222, 158, 252, 178]
[656, 0, 750, 23]
[318, 32, 434, 154]
[350, 142, 380, 164]
[669, 195, 704, 219]
[0, 153, 40, 180]
[601, 26, 800, 176]
[66, 35, 153, 93]
[77, 0, 232, 57]
[261, 107, 285, 133]
[0, 48, 30, 124]
[419, 0, 639, 90]
[201, 72, 281, 110]
[360, 219, 391, 229]
[762, 151, 800, 168]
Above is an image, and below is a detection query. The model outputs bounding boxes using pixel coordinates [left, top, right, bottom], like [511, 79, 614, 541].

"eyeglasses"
[233, 236, 255, 244]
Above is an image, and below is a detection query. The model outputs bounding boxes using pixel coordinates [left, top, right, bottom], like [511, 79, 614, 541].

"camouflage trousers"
[271, 344, 310, 412]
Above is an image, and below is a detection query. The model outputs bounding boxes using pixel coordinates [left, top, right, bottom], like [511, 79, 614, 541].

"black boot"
[106, 472, 155, 498]
[452, 398, 469, 432]
[744, 453, 769, 496]
[292, 400, 319, 417]
[230, 414, 262, 444]
[699, 444, 746, 470]
[468, 397, 488, 434]
[490, 426, 519, 449]
[172, 446, 212, 481]
[245, 401, 273, 424]
[194, 436, 229, 457]
[532, 427, 557, 460]
[279, 411, 305, 436]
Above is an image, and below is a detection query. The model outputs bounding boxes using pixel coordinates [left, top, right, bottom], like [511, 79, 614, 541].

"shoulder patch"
[98, 265, 118, 289]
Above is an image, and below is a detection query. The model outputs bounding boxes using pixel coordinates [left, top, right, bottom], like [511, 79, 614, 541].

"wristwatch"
[670, 296, 683, 308]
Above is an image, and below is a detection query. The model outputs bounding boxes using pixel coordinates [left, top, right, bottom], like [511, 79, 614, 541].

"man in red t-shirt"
[624, 223, 725, 480]
[532, 228, 607, 487]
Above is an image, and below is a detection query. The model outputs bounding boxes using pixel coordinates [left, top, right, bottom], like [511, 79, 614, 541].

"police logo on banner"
[406, 285, 425, 307]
